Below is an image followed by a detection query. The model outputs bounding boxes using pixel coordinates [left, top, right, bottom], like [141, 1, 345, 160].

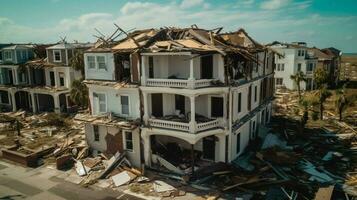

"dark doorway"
[32, 69, 45, 86]
[149, 56, 154, 78]
[201, 55, 213, 79]
[59, 94, 67, 113]
[211, 96, 223, 117]
[175, 95, 185, 115]
[151, 93, 163, 117]
[50, 71, 55, 86]
[15, 91, 31, 111]
[203, 136, 215, 160]
[8, 69, 14, 85]
[36, 94, 54, 112]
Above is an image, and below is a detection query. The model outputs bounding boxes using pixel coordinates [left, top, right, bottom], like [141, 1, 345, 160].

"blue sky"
[1, 0, 356, 52]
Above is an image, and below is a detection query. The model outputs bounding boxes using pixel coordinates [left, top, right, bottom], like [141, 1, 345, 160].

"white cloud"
[180, 0, 204, 9]
[260, 0, 291, 10]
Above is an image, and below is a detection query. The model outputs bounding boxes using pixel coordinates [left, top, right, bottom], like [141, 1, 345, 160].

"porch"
[141, 128, 226, 173]
[141, 53, 224, 89]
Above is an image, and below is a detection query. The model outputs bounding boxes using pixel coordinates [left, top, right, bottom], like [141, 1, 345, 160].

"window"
[236, 133, 240, 154]
[20, 50, 26, 59]
[18, 72, 26, 83]
[97, 56, 106, 70]
[0, 51, 2, 61]
[281, 64, 284, 71]
[59, 72, 65, 86]
[298, 50, 301, 56]
[302, 50, 305, 57]
[254, 86, 257, 102]
[277, 64, 280, 71]
[252, 121, 256, 139]
[4, 51, 12, 60]
[148, 56, 154, 78]
[53, 50, 61, 62]
[276, 78, 283, 85]
[307, 63, 314, 71]
[297, 63, 302, 71]
[238, 92, 242, 113]
[93, 125, 99, 141]
[87, 56, 95, 69]
[0, 91, 9, 104]
[121, 95, 129, 115]
[211, 97, 223, 117]
[124, 131, 133, 151]
[94, 93, 106, 113]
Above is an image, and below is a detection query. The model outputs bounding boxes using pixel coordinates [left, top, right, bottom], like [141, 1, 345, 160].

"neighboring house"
[81, 27, 275, 169]
[0, 42, 90, 113]
[269, 42, 318, 90]
[321, 47, 342, 87]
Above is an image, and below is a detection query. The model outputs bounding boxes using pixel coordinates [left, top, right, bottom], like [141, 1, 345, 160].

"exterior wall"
[44, 67, 81, 89]
[85, 124, 141, 167]
[84, 52, 115, 80]
[88, 84, 140, 119]
[230, 103, 271, 161]
[274, 48, 297, 90]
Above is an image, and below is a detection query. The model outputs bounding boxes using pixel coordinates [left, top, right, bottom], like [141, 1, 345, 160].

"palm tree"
[335, 84, 353, 121]
[317, 85, 332, 120]
[290, 71, 307, 100]
[313, 67, 328, 89]
[70, 79, 88, 109]
[70, 51, 85, 75]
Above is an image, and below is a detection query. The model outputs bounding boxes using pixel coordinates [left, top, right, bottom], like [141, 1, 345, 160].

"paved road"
[0, 160, 142, 200]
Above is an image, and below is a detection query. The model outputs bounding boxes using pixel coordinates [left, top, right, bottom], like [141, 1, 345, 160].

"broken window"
[53, 50, 61, 62]
[297, 63, 302, 71]
[124, 131, 133, 151]
[93, 125, 99, 141]
[87, 56, 95, 69]
[236, 133, 240, 154]
[59, 72, 65, 86]
[94, 93, 106, 113]
[254, 85, 257, 102]
[97, 56, 106, 70]
[148, 56, 154, 78]
[238, 92, 242, 113]
[4, 51, 12, 60]
[0, 91, 9, 104]
[120, 95, 129, 115]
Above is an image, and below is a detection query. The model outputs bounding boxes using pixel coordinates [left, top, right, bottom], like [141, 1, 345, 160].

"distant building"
[0, 42, 91, 113]
[269, 42, 318, 90]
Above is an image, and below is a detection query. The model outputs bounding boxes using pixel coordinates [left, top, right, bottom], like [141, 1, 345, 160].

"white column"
[10, 90, 16, 112]
[142, 131, 152, 166]
[188, 58, 195, 89]
[143, 92, 149, 124]
[141, 56, 147, 85]
[27, 68, 31, 85]
[222, 93, 227, 127]
[216, 133, 226, 162]
[189, 96, 196, 133]
[13, 68, 18, 85]
[53, 94, 60, 113]
[30, 92, 37, 113]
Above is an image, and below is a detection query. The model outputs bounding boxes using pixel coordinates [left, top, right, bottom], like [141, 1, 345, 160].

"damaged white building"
[82, 27, 275, 171]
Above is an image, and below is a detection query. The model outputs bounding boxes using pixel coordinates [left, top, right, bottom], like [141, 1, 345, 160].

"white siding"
[84, 52, 115, 80]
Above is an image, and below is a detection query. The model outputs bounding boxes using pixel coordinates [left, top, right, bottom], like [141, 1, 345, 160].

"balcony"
[143, 92, 227, 134]
[146, 78, 216, 89]
[141, 53, 224, 89]
[148, 118, 221, 133]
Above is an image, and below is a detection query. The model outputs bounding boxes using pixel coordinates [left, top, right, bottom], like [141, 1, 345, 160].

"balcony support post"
[9, 89, 16, 112]
[188, 57, 195, 89]
[141, 56, 147, 85]
[143, 92, 149, 124]
[189, 96, 196, 133]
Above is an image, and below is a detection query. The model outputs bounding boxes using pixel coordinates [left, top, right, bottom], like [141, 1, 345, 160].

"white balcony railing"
[148, 118, 221, 133]
[146, 78, 216, 89]
[148, 119, 190, 132]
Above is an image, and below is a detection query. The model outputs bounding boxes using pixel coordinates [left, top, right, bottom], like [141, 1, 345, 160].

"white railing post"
[188, 58, 195, 89]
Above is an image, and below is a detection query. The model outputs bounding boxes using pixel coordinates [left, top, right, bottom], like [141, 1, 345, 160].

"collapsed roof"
[89, 26, 271, 62]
